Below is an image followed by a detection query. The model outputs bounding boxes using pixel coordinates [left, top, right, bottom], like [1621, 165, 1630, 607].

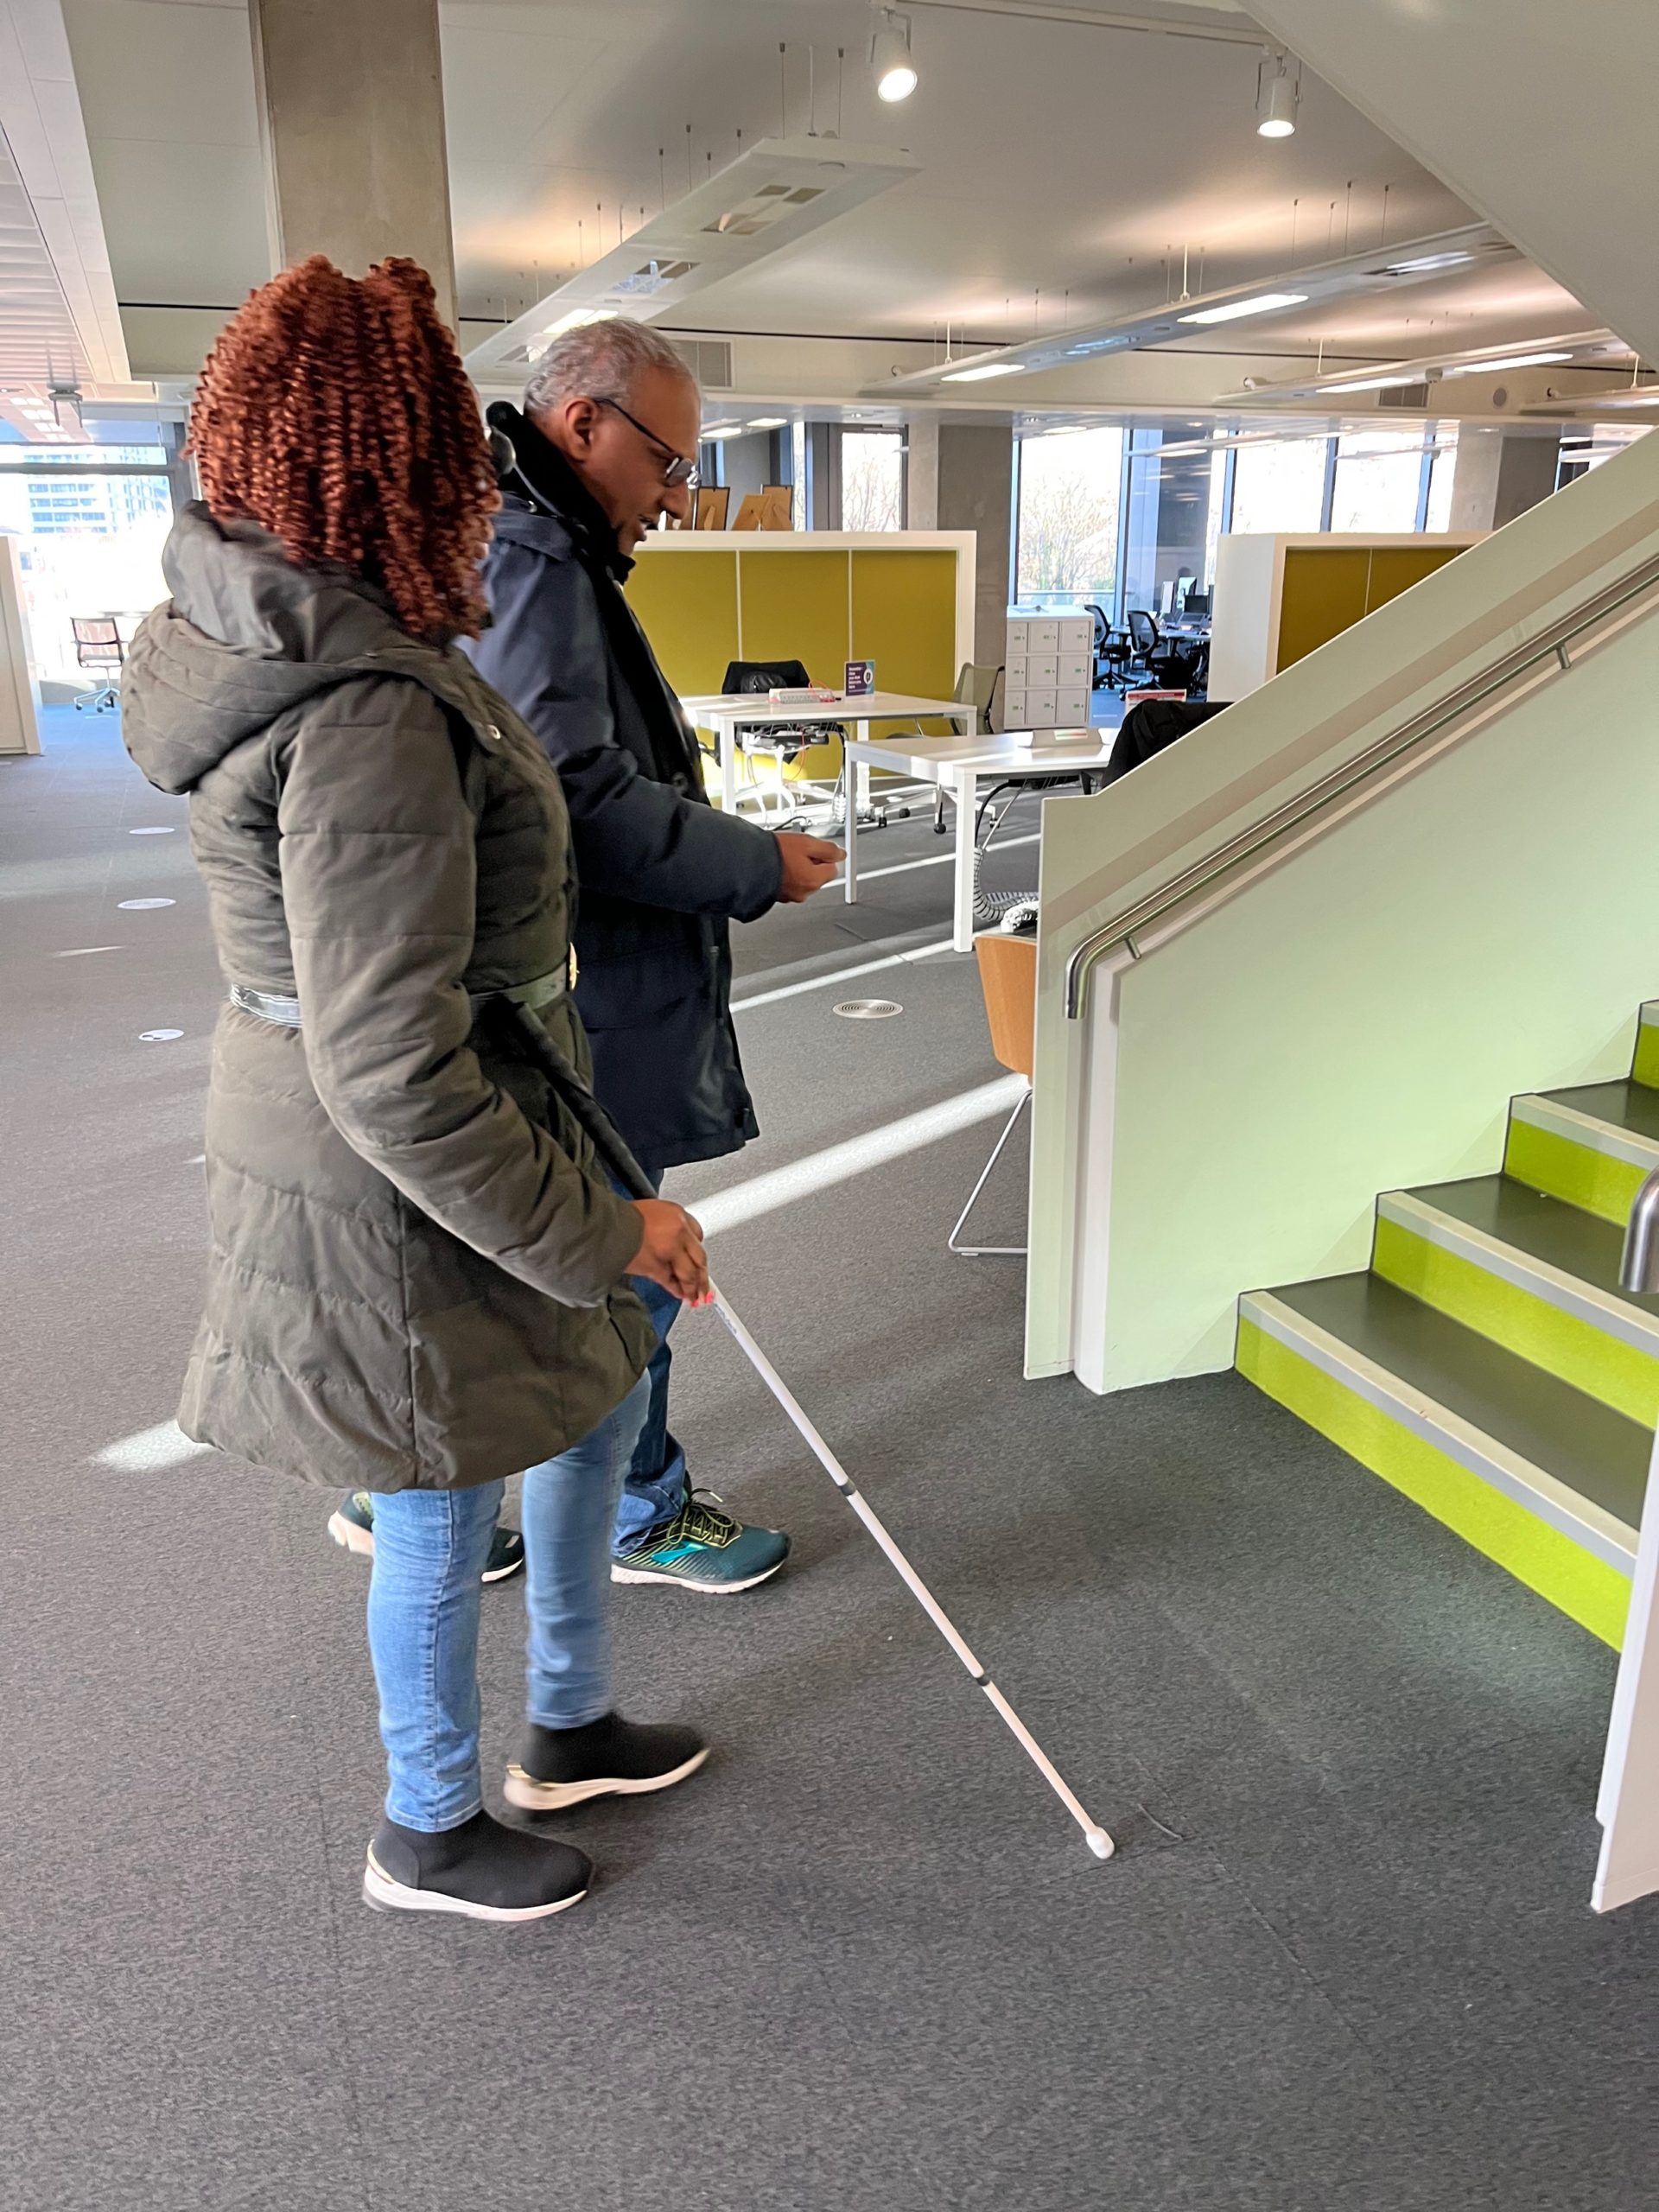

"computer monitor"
[1182, 589, 1211, 616]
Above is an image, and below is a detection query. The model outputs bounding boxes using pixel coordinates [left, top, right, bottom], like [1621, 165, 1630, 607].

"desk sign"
[844, 659, 875, 697]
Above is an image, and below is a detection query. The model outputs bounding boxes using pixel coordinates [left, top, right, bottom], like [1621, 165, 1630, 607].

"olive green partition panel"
[1276, 542, 1470, 671]
[625, 550, 739, 696]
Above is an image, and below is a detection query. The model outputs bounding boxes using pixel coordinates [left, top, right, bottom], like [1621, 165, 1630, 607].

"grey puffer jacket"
[121, 504, 654, 1493]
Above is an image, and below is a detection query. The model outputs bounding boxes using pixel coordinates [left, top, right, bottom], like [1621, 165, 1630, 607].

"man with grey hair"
[328, 318, 840, 1597]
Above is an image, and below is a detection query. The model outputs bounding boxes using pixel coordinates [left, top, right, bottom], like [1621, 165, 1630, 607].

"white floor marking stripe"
[733, 937, 956, 1012]
[55, 945, 122, 957]
[828, 832, 1039, 891]
[92, 1420, 213, 1473]
[688, 1075, 1027, 1238]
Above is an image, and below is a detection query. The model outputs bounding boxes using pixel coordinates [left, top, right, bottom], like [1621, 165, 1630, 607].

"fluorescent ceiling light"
[1443, 350, 1573, 376]
[746, 416, 788, 429]
[700, 423, 744, 439]
[1179, 291, 1308, 327]
[873, 10, 918, 101]
[1322, 372, 1426, 393]
[534, 308, 605, 349]
[941, 359, 1024, 382]
[1384, 252, 1475, 275]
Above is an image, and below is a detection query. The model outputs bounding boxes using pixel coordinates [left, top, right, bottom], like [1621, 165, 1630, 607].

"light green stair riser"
[1236, 1314, 1631, 1649]
[1636, 1014, 1659, 1090]
[1503, 1117, 1649, 1227]
[1371, 1215, 1659, 1428]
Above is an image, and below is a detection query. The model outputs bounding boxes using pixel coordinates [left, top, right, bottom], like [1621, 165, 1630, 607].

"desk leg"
[844, 745, 859, 904]
[952, 769, 976, 952]
[720, 721, 736, 814]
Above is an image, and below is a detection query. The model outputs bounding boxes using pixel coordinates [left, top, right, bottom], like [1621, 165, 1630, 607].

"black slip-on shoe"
[362, 1808, 591, 1924]
[503, 1713, 709, 1815]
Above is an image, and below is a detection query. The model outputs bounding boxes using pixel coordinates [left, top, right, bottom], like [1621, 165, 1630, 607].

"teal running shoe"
[611, 1491, 790, 1594]
[327, 1491, 525, 1585]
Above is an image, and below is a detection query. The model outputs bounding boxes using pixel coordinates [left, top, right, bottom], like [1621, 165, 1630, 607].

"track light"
[1255, 51, 1299, 137]
[872, 9, 918, 102]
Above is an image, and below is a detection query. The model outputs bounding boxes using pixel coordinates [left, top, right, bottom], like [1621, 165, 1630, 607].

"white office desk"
[677, 690, 976, 815]
[844, 728, 1116, 952]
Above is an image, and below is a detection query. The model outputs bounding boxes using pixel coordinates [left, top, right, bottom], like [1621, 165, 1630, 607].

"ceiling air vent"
[1377, 382, 1431, 409]
[668, 339, 734, 390]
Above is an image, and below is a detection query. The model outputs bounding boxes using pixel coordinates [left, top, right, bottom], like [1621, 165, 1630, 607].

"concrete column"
[250, 0, 458, 327]
[1448, 429, 1561, 532]
[907, 411, 1013, 669]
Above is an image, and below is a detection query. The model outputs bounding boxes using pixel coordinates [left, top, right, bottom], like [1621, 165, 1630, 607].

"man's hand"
[774, 832, 844, 904]
[627, 1198, 710, 1304]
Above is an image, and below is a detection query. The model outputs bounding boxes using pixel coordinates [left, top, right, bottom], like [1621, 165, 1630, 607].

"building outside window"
[1227, 435, 1328, 536]
[1015, 426, 1122, 607]
[1329, 426, 1430, 533]
[839, 430, 905, 531]
[0, 442, 175, 688]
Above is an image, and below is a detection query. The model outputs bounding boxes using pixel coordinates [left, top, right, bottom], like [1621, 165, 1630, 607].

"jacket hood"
[121, 504, 422, 794]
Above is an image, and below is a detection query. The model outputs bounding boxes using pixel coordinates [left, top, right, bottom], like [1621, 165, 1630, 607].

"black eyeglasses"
[594, 397, 700, 488]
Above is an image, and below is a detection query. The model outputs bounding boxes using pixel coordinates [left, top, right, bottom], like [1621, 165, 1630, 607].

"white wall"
[1027, 431, 1659, 1387]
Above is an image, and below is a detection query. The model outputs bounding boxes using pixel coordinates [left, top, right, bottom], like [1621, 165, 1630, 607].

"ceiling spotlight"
[872, 9, 918, 103]
[1255, 51, 1300, 138]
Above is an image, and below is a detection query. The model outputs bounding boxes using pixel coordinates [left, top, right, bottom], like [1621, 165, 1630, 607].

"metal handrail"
[1064, 550, 1659, 1020]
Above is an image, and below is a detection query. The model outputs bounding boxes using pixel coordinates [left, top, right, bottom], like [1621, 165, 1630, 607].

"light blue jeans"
[366, 1373, 651, 1832]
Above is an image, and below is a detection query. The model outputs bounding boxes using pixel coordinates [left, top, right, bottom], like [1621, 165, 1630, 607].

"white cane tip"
[1085, 1828, 1115, 1861]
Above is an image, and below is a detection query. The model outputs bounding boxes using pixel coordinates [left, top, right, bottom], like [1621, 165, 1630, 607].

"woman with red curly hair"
[122, 256, 712, 1924]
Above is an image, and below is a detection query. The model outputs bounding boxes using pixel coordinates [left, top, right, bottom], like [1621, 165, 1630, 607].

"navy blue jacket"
[465, 480, 783, 1174]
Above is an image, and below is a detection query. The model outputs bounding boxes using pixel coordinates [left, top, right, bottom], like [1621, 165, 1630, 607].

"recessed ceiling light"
[1179, 291, 1309, 327]
[941, 360, 1022, 382]
[699, 423, 744, 439]
[1443, 350, 1573, 375]
[746, 417, 788, 429]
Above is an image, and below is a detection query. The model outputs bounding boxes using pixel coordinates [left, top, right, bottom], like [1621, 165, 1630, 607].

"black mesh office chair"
[1089, 603, 1129, 692]
[720, 659, 851, 827]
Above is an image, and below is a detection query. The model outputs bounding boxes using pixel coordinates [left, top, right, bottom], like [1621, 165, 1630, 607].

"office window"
[1014, 426, 1122, 603]
[0, 453, 173, 686]
[1329, 427, 1427, 533]
[839, 430, 904, 531]
[1424, 424, 1459, 531]
[1228, 436, 1328, 535]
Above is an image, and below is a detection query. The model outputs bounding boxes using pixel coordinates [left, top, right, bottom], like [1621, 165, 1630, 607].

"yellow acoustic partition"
[1276, 541, 1474, 672]
[628, 532, 976, 800]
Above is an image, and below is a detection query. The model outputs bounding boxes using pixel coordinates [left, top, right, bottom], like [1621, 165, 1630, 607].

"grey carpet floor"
[3, 708, 1656, 2212]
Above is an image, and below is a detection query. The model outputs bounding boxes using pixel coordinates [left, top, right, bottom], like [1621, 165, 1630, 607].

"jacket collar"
[488, 404, 633, 584]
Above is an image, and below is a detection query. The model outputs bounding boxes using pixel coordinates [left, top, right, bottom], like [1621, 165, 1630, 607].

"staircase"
[1237, 1004, 1659, 1649]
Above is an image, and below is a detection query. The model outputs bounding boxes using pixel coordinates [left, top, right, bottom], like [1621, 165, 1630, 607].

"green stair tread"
[1537, 1078, 1659, 1147]
[1264, 1274, 1649, 1535]
[1400, 1174, 1659, 1321]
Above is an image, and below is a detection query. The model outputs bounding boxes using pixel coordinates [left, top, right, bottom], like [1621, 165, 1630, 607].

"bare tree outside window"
[840, 431, 904, 531]
[1016, 428, 1122, 601]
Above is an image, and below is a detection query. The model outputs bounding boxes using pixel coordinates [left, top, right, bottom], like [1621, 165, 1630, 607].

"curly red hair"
[187, 255, 499, 642]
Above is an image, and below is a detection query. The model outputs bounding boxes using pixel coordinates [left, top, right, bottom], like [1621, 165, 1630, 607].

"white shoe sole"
[610, 1557, 786, 1594]
[361, 1849, 588, 1924]
[502, 1743, 710, 1814]
[330, 1510, 523, 1583]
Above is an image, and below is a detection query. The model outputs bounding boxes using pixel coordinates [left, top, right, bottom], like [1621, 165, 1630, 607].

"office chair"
[930, 662, 1002, 836]
[950, 932, 1036, 1257]
[72, 618, 124, 712]
[1088, 604, 1129, 692]
[1124, 608, 1160, 683]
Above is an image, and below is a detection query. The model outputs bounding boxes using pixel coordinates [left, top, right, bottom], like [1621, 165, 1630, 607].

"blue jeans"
[610, 1172, 692, 1552]
[366, 1373, 651, 1831]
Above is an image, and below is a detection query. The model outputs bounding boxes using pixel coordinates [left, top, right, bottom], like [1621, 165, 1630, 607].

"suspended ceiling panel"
[59, 0, 268, 308]
[0, 0, 127, 385]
